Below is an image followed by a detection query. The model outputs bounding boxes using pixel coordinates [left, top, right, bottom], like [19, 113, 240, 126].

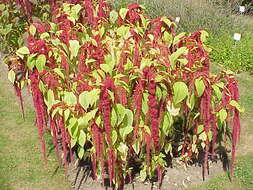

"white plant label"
[175, 17, 180, 23]
[239, 6, 245, 13]
[233, 33, 241, 41]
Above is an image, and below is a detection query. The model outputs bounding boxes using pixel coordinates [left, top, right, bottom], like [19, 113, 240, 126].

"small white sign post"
[233, 33, 241, 41]
[233, 33, 241, 46]
[239, 6, 245, 14]
[175, 17, 181, 23]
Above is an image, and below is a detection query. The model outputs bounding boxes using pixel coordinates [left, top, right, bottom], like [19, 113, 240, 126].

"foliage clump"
[5, 0, 243, 187]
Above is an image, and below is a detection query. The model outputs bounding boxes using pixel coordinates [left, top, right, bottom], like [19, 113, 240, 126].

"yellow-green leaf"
[173, 81, 189, 105]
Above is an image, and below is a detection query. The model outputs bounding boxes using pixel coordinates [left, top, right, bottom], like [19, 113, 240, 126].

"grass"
[207, 32, 253, 73]
[0, 74, 71, 190]
[187, 155, 253, 190]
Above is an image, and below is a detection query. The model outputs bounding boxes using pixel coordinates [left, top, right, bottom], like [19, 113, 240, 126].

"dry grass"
[111, 0, 248, 34]
[0, 62, 71, 190]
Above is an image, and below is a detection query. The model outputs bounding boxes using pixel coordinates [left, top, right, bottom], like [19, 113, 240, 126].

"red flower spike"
[29, 71, 47, 160]
[227, 78, 241, 177]
[144, 132, 151, 169]
[14, 85, 25, 119]
[58, 115, 69, 168]
[50, 117, 60, 162]
[148, 80, 160, 152]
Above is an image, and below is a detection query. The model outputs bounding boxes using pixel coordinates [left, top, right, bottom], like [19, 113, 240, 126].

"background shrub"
[208, 32, 253, 73]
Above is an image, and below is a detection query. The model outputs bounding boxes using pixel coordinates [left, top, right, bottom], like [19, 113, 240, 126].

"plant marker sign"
[175, 17, 180, 23]
[233, 33, 241, 41]
[239, 6, 245, 13]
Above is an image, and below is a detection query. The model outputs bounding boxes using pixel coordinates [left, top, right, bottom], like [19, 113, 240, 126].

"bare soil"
[67, 158, 225, 190]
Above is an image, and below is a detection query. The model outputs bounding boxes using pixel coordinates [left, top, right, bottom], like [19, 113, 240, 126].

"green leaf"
[78, 130, 86, 147]
[201, 142, 206, 149]
[139, 167, 147, 182]
[29, 25, 36, 36]
[39, 81, 46, 94]
[68, 117, 77, 130]
[156, 85, 162, 101]
[125, 109, 133, 127]
[79, 89, 100, 110]
[199, 132, 207, 141]
[218, 109, 227, 123]
[164, 143, 172, 154]
[36, 54, 46, 72]
[193, 135, 197, 143]
[178, 58, 188, 65]
[40, 32, 50, 39]
[173, 32, 186, 45]
[47, 89, 55, 111]
[86, 59, 96, 64]
[71, 138, 77, 148]
[178, 144, 183, 151]
[112, 130, 118, 145]
[169, 47, 188, 69]
[173, 81, 189, 105]
[78, 147, 84, 159]
[197, 125, 204, 134]
[132, 141, 140, 154]
[195, 78, 205, 97]
[140, 58, 152, 70]
[208, 131, 213, 141]
[63, 91, 77, 106]
[79, 91, 89, 110]
[144, 125, 151, 136]
[115, 104, 127, 125]
[109, 10, 118, 23]
[162, 112, 173, 135]
[95, 115, 102, 126]
[186, 94, 195, 110]
[53, 68, 65, 79]
[192, 144, 197, 153]
[117, 143, 128, 154]
[69, 40, 80, 59]
[100, 64, 111, 74]
[89, 89, 100, 107]
[119, 8, 128, 20]
[119, 125, 133, 141]
[64, 109, 70, 121]
[79, 108, 98, 126]
[8, 70, 15, 84]
[0, 4, 5, 11]
[70, 4, 82, 21]
[200, 30, 209, 42]
[142, 93, 148, 114]
[99, 26, 105, 37]
[230, 100, 245, 113]
[51, 106, 61, 119]
[212, 84, 222, 100]
[27, 54, 37, 70]
[16, 46, 30, 59]
[162, 31, 173, 45]
[116, 26, 130, 37]
[111, 108, 117, 127]
[0, 24, 12, 35]
[161, 16, 173, 27]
